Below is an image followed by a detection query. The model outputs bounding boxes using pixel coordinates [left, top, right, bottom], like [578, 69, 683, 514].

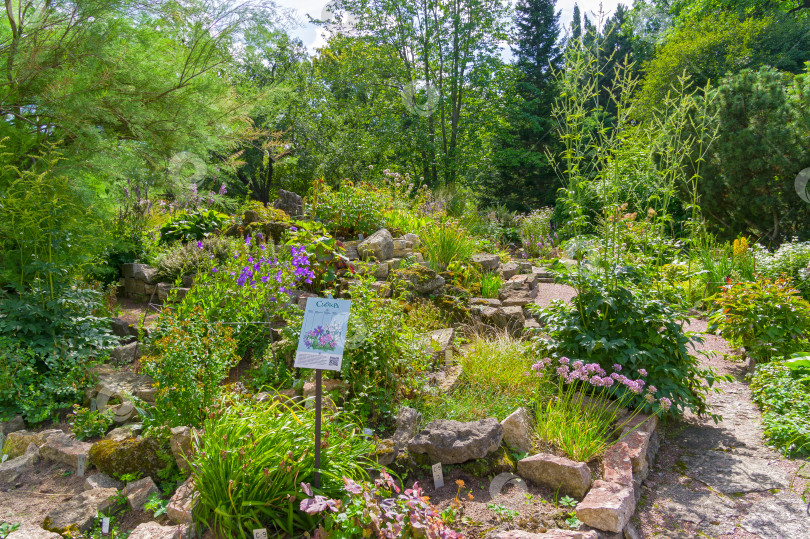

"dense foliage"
[751, 357, 810, 457]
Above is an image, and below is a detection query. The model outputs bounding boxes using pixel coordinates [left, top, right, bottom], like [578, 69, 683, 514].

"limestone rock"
[408, 417, 504, 464]
[303, 379, 348, 400]
[500, 288, 539, 307]
[42, 488, 118, 535]
[128, 521, 191, 539]
[395, 266, 446, 295]
[0, 443, 39, 483]
[157, 282, 173, 302]
[0, 415, 25, 436]
[517, 453, 592, 498]
[471, 298, 503, 307]
[576, 480, 635, 533]
[273, 189, 304, 217]
[84, 473, 123, 491]
[500, 262, 519, 280]
[3, 430, 61, 460]
[425, 328, 454, 364]
[524, 319, 541, 331]
[89, 436, 171, 479]
[6, 523, 63, 539]
[170, 426, 193, 472]
[111, 401, 137, 424]
[132, 264, 158, 284]
[105, 424, 143, 442]
[358, 229, 394, 261]
[109, 342, 141, 366]
[472, 253, 500, 271]
[167, 477, 197, 524]
[40, 432, 91, 469]
[110, 318, 139, 341]
[394, 407, 421, 447]
[123, 476, 159, 511]
[92, 371, 156, 407]
[376, 438, 397, 466]
[501, 407, 532, 454]
[402, 233, 421, 248]
[243, 209, 260, 224]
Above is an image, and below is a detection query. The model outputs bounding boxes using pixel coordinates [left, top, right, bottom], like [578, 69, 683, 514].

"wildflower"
[218, 183, 227, 195]
[197, 241, 203, 249]
[660, 397, 672, 411]
[647, 385, 657, 394]
[559, 357, 570, 365]
[613, 364, 622, 372]
[645, 393, 655, 404]
[556, 365, 569, 377]
[638, 368, 648, 376]
[291, 226, 298, 232]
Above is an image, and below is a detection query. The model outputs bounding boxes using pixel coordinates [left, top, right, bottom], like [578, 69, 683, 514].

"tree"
[572, 3, 582, 40]
[485, 0, 563, 209]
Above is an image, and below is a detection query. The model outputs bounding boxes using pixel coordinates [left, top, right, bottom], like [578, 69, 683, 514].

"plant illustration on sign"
[304, 325, 340, 352]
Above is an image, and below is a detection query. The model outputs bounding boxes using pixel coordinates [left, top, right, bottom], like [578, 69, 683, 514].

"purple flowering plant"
[304, 325, 339, 351]
[300, 471, 460, 539]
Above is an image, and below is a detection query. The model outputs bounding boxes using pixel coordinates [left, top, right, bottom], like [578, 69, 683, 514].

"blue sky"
[277, 0, 625, 53]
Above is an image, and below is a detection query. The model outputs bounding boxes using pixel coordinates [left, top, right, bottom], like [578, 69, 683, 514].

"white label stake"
[77, 454, 86, 477]
[101, 517, 110, 534]
[253, 529, 268, 539]
[432, 462, 444, 489]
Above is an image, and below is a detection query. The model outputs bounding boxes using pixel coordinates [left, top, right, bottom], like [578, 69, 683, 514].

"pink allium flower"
[660, 397, 672, 411]
[638, 368, 648, 376]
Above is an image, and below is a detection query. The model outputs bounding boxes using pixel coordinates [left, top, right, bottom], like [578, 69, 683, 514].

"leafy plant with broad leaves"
[708, 277, 810, 362]
[159, 209, 230, 244]
[530, 267, 727, 418]
[70, 405, 115, 441]
[751, 353, 810, 457]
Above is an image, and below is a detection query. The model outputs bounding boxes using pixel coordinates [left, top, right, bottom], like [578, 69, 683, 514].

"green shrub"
[245, 200, 291, 222]
[481, 272, 503, 299]
[159, 209, 230, 244]
[311, 180, 386, 237]
[0, 286, 116, 423]
[141, 309, 240, 428]
[421, 219, 477, 271]
[754, 239, 810, 299]
[709, 277, 810, 362]
[751, 357, 810, 457]
[192, 397, 375, 537]
[70, 405, 115, 441]
[532, 269, 727, 418]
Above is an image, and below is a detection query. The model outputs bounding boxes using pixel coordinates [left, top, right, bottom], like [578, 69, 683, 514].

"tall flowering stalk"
[530, 356, 669, 461]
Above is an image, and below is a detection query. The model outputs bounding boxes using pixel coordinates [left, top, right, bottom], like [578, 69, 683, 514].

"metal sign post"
[294, 297, 351, 490]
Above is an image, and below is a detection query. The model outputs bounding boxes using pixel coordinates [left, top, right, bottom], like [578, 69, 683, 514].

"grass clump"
[421, 219, 477, 271]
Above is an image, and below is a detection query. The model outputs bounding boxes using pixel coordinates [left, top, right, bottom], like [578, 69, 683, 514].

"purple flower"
[290, 226, 298, 232]
[638, 368, 648, 376]
[197, 241, 203, 250]
[613, 364, 622, 372]
[660, 397, 672, 411]
[218, 183, 227, 195]
[559, 357, 570, 365]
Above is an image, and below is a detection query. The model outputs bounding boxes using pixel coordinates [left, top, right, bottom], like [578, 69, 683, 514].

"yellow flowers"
[733, 236, 750, 259]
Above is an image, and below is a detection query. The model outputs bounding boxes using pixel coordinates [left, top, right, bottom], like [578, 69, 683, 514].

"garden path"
[634, 318, 809, 538]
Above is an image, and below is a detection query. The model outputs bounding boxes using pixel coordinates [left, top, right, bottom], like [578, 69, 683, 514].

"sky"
[277, 0, 625, 53]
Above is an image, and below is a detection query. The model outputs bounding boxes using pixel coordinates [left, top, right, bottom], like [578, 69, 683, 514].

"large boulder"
[132, 264, 159, 284]
[2, 430, 61, 460]
[273, 189, 304, 217]
[42, 488, 118, 535]
[170, 426, 193, 472]
[357, 229, 394, 261]
[517, 452, 592, 498]
[407, 417, 504, 464]
[123, 476, 160, 511]
[501, 407, 532, 454]
[89, 368, 156, 407]
[40, 432, 91, 469]
[0, 415, 25, 435]
[472, 254, 500, 272]
[0, 443, 40, 483]
[167, 476, 197, 524]
[89, 437, 171, 480]
[109, 342, 141, 366]
[575, 480, 635, 533]
[394, 266, 445, 295]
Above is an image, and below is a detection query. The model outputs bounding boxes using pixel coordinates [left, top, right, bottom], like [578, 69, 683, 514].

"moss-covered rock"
[89, 436, 172, 479]
[2, 430, 60, 460]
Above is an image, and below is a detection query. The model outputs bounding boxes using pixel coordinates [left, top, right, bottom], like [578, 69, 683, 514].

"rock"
[167, 476, 197, 524]
[342, 240, 360, 260]
[680, 450, 789, 494]
[274, 189, 304, 217]
[619, 430, 652, 479]
[517, 260, 533, 273]
[170, 426, 193, 472]
[109, 341, 141, 366]
[89, 436, 171, 479]
[357, 229, 394, 261]
[517, 453, 592, 498]
[174, 287, 190, 302]
[376, 438, 397, 466]
[495, 306, 526, 329]
[408, 417, 504, 464]
[243, 209, 260, 224]
[128, 521, 192, 539]
[425, 328, 454, 365]
[623, 521, 642, 539]
[393, 407, 421, 448]
[576, 480, 635, 533]
[501, 407, 532, 454]
[3, 430, 61, 460]
[123, 476, 159, 511]
[0, 415, 25, 435]
[472, 253, 500, 271]
[105, 424, 143, 442]
[112, 401, 137, 424]
[507, 273, 539, 289]
[40, 432, 91, 469]
[471, 298, 503, 307]
[460, 445, 517, 476]
[500, 262, 519, 279]
[42, 488, 118, 535]
[402, 233, 421, 248]
[392, 239, 414, 258]
[395, 266, 445, 295]
[303, 379, 349, 400]
[122, 263, 135, 278]
[486, 530, 598, 539]
[295, 291, 319, 310]
[110, 318, 139, 341]
[619, 413, 657, 435]
[602, 442, 633, 486]
[524, 319, 541, 331]
[6, 523, 63, 539]
[92, 371, 156, 407]
[0, 443, 40, 483]
[157, 282, 173, 301]
[500, 288, 539, 307]
[374, 262, 390, 280]
[83, 473, 123, 491]
[132, 264, 158, 284]
[182, 274, 195, 288]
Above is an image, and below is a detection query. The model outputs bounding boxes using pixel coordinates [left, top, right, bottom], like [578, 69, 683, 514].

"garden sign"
[294, 297, 352, 488]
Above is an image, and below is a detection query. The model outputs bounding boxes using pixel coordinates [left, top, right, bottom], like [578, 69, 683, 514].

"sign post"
[294, 297, 352, 489]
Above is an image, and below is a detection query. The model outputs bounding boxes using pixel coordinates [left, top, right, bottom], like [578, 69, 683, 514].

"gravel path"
[635, 318, 810, 538]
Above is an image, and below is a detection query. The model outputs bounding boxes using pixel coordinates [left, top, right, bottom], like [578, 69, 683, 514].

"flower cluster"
[291, 245, 315, 284]
[304, 326, 339, 351]
[300, 472, 458, 539]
